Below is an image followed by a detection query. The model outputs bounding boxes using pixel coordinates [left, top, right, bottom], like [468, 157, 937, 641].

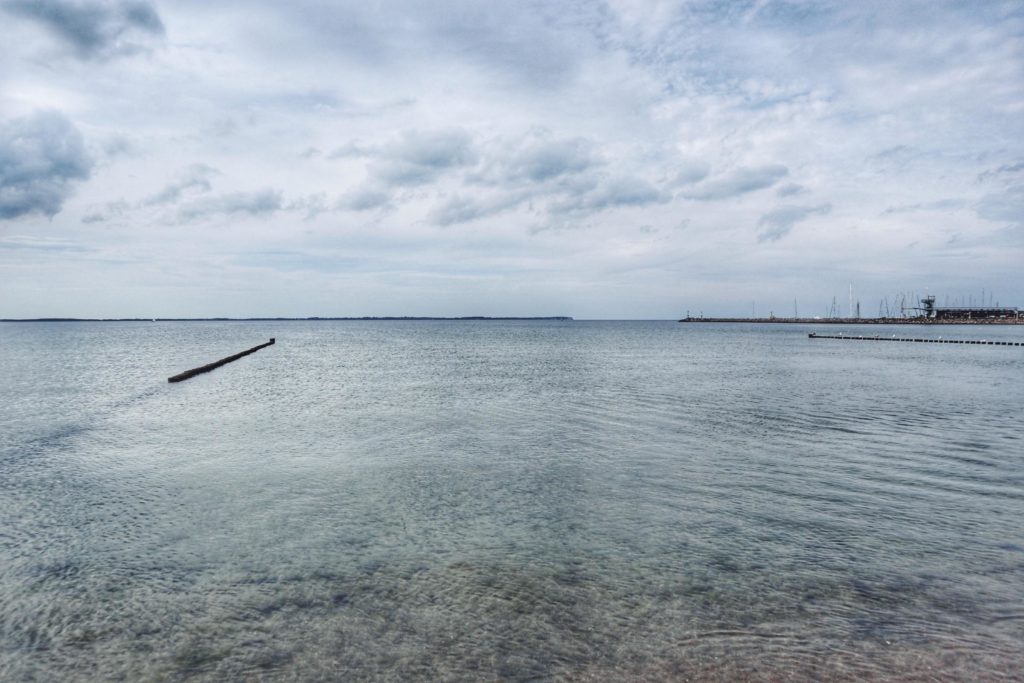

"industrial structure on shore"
[680, 293, 1022, 324]
[914, 295, 1020, 321]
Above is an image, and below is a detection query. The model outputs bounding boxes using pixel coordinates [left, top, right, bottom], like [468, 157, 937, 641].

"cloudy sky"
[1, 0, 1021, 318]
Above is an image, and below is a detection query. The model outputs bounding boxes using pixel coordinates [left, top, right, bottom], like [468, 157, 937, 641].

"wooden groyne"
[168, 338, 275, 383]
[808, 333, 1022, 346]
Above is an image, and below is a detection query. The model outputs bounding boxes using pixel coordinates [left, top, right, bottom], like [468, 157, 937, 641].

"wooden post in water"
[168, 338, 276, 383]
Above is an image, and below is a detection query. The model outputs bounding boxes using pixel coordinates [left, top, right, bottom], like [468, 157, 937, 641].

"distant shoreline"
[679, 317, 1024, 325]
[0, 316, 574, 323]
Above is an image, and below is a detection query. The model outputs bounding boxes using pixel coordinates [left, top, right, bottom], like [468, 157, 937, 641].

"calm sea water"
[1, 320, 1022, 681]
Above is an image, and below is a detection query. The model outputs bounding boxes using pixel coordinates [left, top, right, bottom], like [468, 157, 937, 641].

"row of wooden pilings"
[808, 333, 1023, 346]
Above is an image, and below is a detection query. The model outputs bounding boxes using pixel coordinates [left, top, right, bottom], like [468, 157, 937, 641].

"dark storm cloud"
[3, 0, 165, 59]
[0, 111, 92, 220]
[757, 204, 831, 242]
[681, 164, 789, 201]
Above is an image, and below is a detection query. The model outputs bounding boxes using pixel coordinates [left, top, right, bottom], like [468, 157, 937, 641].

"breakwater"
[808, 332, 1023, 346]
[168, 338, 275, 383]
[679, 317, 1024, 325]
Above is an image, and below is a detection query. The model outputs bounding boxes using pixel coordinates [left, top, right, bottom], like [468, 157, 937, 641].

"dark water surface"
[2, 321, 1022, 681]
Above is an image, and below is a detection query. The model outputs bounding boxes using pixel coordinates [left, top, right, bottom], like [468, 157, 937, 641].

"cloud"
[4, 2, 1023, 318]
[977, 161, 1024, 183]
[775, 183, 806, 197]
[286, 193, 329, 220]
[327, 141, 374, 159]
[172, 187, 326, 222]
[102, 134, 136, 158]
[974, 186, 1024, 224]
[465, 133, 602, 187]
[544, 175, 668, 217]
[671, 160, 711, 186]
[433, 171, 668, 225]
[81, 199, 128, 223]
[177, 189, 284, 221]
[282, 1, 587, 89]
[337, 186, 392, 212]
[573, 176, 669, 211]
[882, 198, 966, 215]
[757, 203, 831, 242]
[500, 137, 597, 183]
[866, 145, 921, 171]
[430, 192, 526, 226]
[3, 0, 165, 59]
[0, 235, 88, 252]
[144, 164, 220, 205]
[423, 134, 606, 224]
[681, 164, 788, 201]
[369, 129, 477, 187]
[0, 111, 92, 220]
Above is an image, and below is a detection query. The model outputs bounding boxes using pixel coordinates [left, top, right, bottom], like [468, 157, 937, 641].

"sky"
[1, 0, 1021, 319]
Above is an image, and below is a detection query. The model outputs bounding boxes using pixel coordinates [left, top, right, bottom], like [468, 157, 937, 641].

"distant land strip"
[679, 317, 1024, 325]
[1, 316, 574, 322]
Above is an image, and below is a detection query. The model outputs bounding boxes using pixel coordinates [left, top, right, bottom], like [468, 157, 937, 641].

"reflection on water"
[1, 321, 1022, 680]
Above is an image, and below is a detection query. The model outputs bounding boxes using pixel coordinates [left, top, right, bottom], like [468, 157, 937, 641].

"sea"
[1, 320, 1022, 681]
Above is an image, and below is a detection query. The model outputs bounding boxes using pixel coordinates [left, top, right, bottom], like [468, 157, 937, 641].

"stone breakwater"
[679, 317, 1024, 325]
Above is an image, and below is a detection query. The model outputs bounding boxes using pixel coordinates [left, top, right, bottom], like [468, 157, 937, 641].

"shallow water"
[1, 320, 1022, 681]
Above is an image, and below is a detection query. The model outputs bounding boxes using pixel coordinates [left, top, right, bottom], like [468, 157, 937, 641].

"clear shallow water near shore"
[1, 320, 1023, 681]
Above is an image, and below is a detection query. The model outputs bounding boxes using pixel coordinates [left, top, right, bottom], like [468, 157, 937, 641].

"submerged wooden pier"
[168, 338, 275, 383]
[808, 333, 1022, 346]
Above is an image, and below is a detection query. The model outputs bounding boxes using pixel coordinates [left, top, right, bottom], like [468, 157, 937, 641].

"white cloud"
[177, 189, 283, 221]
[681, 165, 789, 201]
[757, 204, 831, 242]
[144, 164, 220, 206]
